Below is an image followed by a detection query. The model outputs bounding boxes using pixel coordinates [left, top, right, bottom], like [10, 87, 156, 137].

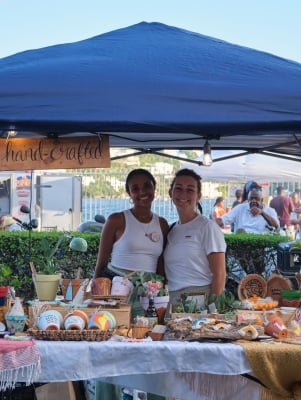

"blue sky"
[1, 0, 301, 62]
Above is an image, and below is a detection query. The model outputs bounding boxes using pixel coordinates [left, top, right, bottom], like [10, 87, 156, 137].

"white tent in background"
[181, 151, 301, 182]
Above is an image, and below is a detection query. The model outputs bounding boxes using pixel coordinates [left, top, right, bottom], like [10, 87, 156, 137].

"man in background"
[232, 189, 243, 208]
[269, 186, 294, 228]
[215, 188, 279, 234]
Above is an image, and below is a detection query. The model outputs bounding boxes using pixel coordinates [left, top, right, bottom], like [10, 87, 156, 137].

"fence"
[75, 170, 301, 223]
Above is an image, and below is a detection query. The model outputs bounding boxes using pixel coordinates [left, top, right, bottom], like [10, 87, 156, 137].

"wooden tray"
[238, 274, 267, 300]
[165, 319, 260, 341]
[91, 295, 129, 303]
[27, 328, 115, 341]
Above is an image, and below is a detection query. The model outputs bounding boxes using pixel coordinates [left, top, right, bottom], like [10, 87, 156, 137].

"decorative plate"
[266, 274, 292, 302]
[238, 274, 267, 300]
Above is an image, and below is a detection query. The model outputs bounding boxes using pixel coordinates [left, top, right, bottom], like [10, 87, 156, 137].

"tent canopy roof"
[182, 151, 301, 182]
[1, 22, 301, 160]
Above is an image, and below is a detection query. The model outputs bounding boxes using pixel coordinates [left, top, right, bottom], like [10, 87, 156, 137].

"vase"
[154, 295, 170, 324]
[33, 274, 61, 301]
[111, 276, 133, 297]
[61, 278, 87, 300]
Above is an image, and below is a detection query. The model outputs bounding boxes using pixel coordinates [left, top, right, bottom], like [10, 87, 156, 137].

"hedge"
[0, 231, 290, 300]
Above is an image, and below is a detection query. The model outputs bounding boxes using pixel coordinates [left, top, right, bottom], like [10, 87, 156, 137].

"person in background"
[231, 189, 243, 232]
[92, 168, 169, 400]
[232, 189, 243, 208]
[164, 168, 226, 310]
[211, 196, 227, 219]
[0, 216, 22, 231]
[269, 186, 294, 228]
[215, 188, 279, 234]
[291, 191, 301, 211]
[290, 191, 301, 237]
[242, 180, 262, 202]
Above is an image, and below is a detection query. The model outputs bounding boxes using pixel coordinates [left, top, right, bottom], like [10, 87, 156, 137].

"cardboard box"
[28, 303, 131, 328]
[36, 382, 85, 400]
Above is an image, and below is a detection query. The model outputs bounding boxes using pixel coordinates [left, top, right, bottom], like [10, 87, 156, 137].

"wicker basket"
[27, 328, 115, 341]
[129, 325, 149, 339]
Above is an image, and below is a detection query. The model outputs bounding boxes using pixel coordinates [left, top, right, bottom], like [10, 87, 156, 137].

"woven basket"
[129, 325, 149, 339]
[27, 328, 115, 341]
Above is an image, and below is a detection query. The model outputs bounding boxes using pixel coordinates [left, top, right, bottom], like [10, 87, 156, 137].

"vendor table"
[16, 340, 262, 400]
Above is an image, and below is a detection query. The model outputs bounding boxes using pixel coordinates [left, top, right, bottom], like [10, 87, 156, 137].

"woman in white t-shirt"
[164, 168, 226, 309]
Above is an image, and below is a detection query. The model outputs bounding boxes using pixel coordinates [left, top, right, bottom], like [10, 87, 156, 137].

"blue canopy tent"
[0, 22, 301, 162]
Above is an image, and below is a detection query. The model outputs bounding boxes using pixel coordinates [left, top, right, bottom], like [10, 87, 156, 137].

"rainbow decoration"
[88, 311, 116, 330]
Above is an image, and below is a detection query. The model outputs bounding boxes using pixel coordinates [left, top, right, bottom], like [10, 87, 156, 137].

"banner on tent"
[0, 136, 110, 170]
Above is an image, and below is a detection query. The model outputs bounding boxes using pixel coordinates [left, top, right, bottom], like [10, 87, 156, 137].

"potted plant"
[30, 234, 88, 301]
[0, 263, 23, 305]
[0, 263, 12, 305]
[130, 272, 169, 323]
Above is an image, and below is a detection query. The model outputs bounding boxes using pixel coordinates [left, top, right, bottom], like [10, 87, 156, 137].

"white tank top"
[110, 209, 164, 273]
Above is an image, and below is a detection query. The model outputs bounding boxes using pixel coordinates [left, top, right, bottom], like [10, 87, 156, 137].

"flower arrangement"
[143, 280, 163, 298]
[130, 271, 166, 298]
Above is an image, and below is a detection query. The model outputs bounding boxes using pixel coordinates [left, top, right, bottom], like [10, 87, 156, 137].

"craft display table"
[14, 340, 261, 400]
[6, 337, 301, 399]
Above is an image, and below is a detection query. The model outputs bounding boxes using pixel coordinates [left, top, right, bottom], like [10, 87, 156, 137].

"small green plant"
[31, 235, 67, 275]
[0, 264, 13, 286]
[0, 263, 23, 288]
[175, 293, 205, 313]
[209, 292, 242, 314]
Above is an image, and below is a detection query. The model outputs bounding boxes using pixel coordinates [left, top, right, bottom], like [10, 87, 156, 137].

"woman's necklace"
[131, 209, 153, 223]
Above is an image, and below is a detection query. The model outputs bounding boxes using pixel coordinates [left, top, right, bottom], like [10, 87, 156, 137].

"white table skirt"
[16, 340, 261, 399]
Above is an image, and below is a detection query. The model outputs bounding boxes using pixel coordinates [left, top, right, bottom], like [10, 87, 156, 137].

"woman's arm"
[156, 216, 169, 278]
[94, 213, 124, 278]
[207, 252, 226, 295]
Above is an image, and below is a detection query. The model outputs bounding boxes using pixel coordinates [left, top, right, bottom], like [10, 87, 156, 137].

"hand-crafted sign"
[0, 136, 110, 170]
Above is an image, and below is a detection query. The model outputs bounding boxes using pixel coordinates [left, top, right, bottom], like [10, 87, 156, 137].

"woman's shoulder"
[106, 211, 125, 223]
[156, 214, 169, 234]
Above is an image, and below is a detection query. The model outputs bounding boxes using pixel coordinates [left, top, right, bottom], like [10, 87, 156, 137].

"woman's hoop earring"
[129, 198, 133, 204]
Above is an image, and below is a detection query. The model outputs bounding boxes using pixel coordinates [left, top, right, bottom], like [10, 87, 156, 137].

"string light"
[203, 139, 212, 166]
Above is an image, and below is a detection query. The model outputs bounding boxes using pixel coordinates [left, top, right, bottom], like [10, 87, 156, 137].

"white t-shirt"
[111, 209, 164, 273]
[164, 214, 226, 291]
[221, 202, 279, 234]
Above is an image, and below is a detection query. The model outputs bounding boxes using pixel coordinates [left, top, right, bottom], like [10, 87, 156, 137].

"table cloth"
[0, 338, 40, 391]
[15, 340, 261, 399]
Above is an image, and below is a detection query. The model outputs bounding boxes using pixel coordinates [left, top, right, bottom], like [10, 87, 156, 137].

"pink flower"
[143, 280, 162, 297]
